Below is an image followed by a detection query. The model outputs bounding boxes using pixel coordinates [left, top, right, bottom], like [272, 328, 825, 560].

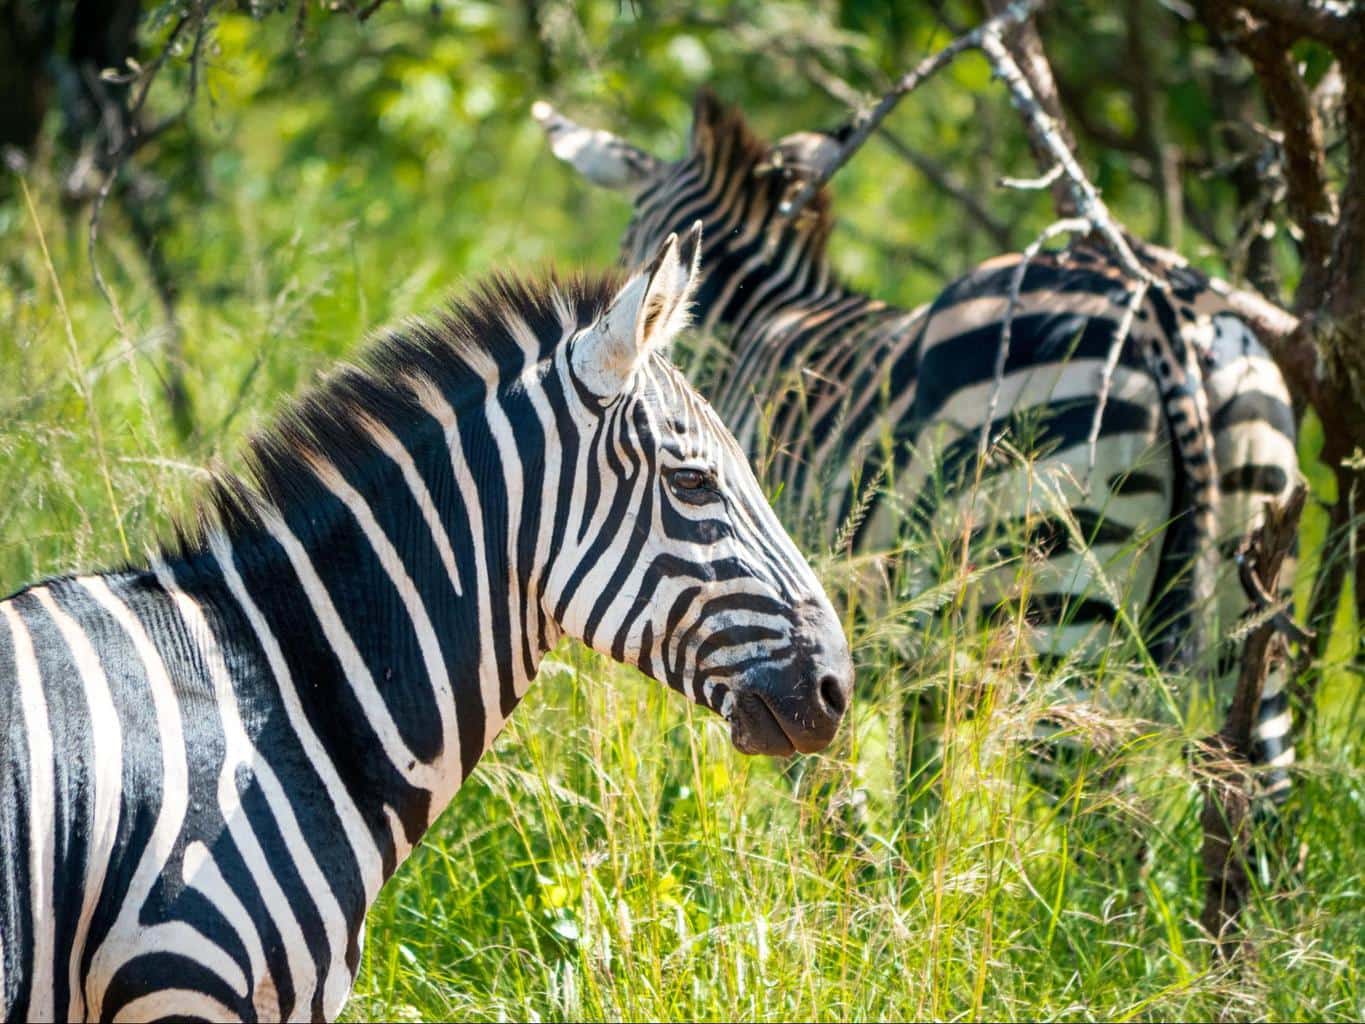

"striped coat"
[537, 91, 1299, 791]
[1, 233, 851, 1021]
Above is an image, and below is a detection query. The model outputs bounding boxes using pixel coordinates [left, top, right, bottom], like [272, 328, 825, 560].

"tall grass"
[3, 134, 1362, 1022]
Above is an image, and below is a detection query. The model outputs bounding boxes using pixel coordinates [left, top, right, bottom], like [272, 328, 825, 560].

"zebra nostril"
[819, 673, 847, 718]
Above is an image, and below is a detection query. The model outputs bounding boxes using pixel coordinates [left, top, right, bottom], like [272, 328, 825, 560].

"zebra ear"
[572, 225, 702, 398]
[532, 100, 661, 192]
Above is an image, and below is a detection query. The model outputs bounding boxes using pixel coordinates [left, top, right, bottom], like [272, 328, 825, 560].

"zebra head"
[549, 224, 851, 755]
[534, 91, 833, 335]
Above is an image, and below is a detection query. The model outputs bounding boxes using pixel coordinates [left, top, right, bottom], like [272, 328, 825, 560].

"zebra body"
[536, 92, 1299, 788]
[1, 232, 852, 1021]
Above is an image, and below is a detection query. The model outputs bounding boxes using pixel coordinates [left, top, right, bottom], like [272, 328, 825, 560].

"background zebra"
[0, 229, 852, 1022]
[535, 91, 1300, 802]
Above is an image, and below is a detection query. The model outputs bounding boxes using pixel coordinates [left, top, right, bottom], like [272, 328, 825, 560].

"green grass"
[4, 76, 1363, 1023]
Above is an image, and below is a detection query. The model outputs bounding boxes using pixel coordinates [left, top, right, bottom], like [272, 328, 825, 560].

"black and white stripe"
[536, 90, 1299, 801]
[0, 234, 852, 1021]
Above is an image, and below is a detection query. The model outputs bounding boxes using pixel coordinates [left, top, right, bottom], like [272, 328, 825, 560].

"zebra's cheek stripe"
[2, 602, 55, 1023]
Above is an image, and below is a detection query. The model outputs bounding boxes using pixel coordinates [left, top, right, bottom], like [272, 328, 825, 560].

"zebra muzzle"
[726, 644, 852, 757]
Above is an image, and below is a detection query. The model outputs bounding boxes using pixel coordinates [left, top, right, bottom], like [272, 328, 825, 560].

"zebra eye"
[668, 467, 717, 501]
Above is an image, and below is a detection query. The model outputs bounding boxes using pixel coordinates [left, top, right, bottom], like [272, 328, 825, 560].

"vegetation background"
[1, 0, 1361, 1019]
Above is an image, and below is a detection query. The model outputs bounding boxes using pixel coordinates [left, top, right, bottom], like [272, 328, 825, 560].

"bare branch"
[999, 164, 1062, 191]
[1236, 0, 1361, 50]
[799, 59, 1014, 249]
[977, 28, 1152, 285]
[984, 0, 1077, 215]
[778, 0, 1048, 219]
[1088, 279, 1150, 486]
[1203, 2, 1337, 310]
[979, 217, 1091, 461]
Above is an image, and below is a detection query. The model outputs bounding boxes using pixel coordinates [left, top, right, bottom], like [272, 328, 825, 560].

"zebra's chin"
[726, 689, 798, 757]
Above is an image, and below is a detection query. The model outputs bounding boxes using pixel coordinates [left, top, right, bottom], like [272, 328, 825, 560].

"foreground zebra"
[0, 229, 852, 1022]
[535, 91, 1299, 798]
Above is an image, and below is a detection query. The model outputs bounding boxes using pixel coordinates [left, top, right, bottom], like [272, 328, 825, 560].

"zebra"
[534, 90, 1300, 804]
[0, 227, 853, 1022]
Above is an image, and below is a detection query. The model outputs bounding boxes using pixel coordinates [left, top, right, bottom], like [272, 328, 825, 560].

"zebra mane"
[167, 269, 623, 558]
[686, 88, 836, 259]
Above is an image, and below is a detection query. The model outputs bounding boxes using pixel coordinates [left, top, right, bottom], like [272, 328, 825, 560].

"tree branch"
[778, 0, 1047, 219]
[1324, 38, 1365, 325]
[984, 0, 1077, 216]
[798, 59, 1014, 250]
[977, 28, 1151, 284]
[1203, 2, 1337, 311]
[1235, 0, 1361, 50]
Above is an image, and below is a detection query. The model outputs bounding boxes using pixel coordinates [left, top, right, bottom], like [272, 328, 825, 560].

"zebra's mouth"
[727, 690, 797, 757]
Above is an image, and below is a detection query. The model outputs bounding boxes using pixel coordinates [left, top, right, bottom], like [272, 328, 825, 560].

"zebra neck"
[691, 218, 842, 344]
[164, 398, 553, 881]
[705, 285, 898, 443]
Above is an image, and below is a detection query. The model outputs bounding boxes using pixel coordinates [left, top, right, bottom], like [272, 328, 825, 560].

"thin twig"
[979, 217, 1090, 462]
[984, 0, 1078, 216]
[779, 0, 1048, 219]
[1087, 279, 1149, 488]
[999, 164, 1062, 191]
[977, 28, 1152, 287]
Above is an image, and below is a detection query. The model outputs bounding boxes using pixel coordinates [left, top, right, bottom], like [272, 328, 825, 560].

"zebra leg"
[1245, 665, 1302, 884]
[1251, 667, 1294, 810]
